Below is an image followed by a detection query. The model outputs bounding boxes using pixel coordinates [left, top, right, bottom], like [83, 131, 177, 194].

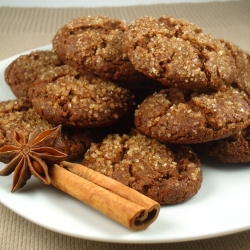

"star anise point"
[0, 125, 67, 192]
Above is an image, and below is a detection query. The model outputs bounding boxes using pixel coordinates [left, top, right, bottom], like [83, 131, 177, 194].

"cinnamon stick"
[49, 161, 160, 231]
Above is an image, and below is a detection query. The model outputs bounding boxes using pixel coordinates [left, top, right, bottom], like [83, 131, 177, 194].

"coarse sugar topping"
[134, 87, 250, 144]
[82, 130, 202, 204]
[29, 65, 135, 128]
[124, 16, 240, 89]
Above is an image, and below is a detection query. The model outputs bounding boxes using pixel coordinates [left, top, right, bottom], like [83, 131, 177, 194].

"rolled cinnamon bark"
[49, 161, 160, 231]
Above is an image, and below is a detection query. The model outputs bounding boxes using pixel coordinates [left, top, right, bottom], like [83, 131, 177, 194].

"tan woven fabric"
[1, 0, 250, 61]
[1, 1, 250, 249]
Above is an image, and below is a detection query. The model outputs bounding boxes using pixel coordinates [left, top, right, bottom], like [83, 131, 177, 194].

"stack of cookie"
[2, 15, 250, 204]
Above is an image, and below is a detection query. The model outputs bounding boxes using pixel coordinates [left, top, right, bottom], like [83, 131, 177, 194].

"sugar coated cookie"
[82, 130, 202, 204]
[124, 16, 241, 89]
[134, 86, 250, 144]
[28, 65, 135, 128]
[82, 133, 202, 204]
[4, 50, 62, 99]
[0, 99, 104, 160]
[193, 126, 250, 163]
[52, 15, 147, 84]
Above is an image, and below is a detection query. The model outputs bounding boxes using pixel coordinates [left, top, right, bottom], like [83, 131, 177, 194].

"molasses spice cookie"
[124, 16, 240, 90]
[4, 50, 62, 100]
[52, 15, 146, 84]
[0, 98, 54, 148]
[82, 131, 202, 205]
[231, 52, 250, 96]
[193, 125, 250, 163]
[28, 65, 135, 128]
[0, 99, 105, 161]
[134, 86, 250, 144]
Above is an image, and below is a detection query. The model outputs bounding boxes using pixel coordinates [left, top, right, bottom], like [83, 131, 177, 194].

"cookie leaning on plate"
[134, 86, 250, 144]
[192, 53, 250, 163]
[124, 16, 241, 90]
[82, 130, 202, 205]
[192, 126, 250, 163]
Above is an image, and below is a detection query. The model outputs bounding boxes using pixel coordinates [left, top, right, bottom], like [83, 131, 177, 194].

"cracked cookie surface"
[52, 15, 147, 85]
[4, 50, 62, 100]
[124, 16, 240, 90]
[28, 65, 135, 128]
[0, 99, 52, 148]
[82, 130, 202, 204]
[134, 87, 250, 144]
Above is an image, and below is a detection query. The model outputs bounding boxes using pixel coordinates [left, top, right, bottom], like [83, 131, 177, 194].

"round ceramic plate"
[0, 46, 250, 243]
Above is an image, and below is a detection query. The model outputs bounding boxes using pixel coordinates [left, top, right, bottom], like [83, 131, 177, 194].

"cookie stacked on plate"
[3, 15, 250, 204]
[124, 16, 250, 164]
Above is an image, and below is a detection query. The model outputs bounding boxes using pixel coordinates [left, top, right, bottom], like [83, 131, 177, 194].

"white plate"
[1, 45, 250, 243]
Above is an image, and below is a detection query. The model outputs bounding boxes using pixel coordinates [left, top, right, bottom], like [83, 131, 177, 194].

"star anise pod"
[0, 125, 67, 192]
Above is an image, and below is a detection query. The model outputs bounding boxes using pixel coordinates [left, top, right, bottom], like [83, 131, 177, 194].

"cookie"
[28, 65, 135, 128]
[0, 99, 104, 160]
[134, 86, 250, 144]
[52, 15, 147, 85]
[193, 125, 250, 163]
[124, 16, 240, 90]
[231, 52, 250, 96]
[4, 50, 62, 99]
[220, 39, 249, 72]
[82, 130, 202, 204]
[0, 99, 51, 147]
[59, 126, 106, 161]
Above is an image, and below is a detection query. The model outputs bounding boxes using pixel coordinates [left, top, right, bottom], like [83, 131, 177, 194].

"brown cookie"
[59, 126, 106, 161]
[134, 86, 250, 144]
[220, 39, 249, 72]
[28, 65, 135, 128]
[52, 15, 147, 85]
[0, 99, 104, 160]
[0, 99, 51, 147]
[193, 125, 250, 163]
[4, 50, 62, 100]
[82, 130, 202, 204]
[231, 52, 250, 96]
[124, 16, 240, 90]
